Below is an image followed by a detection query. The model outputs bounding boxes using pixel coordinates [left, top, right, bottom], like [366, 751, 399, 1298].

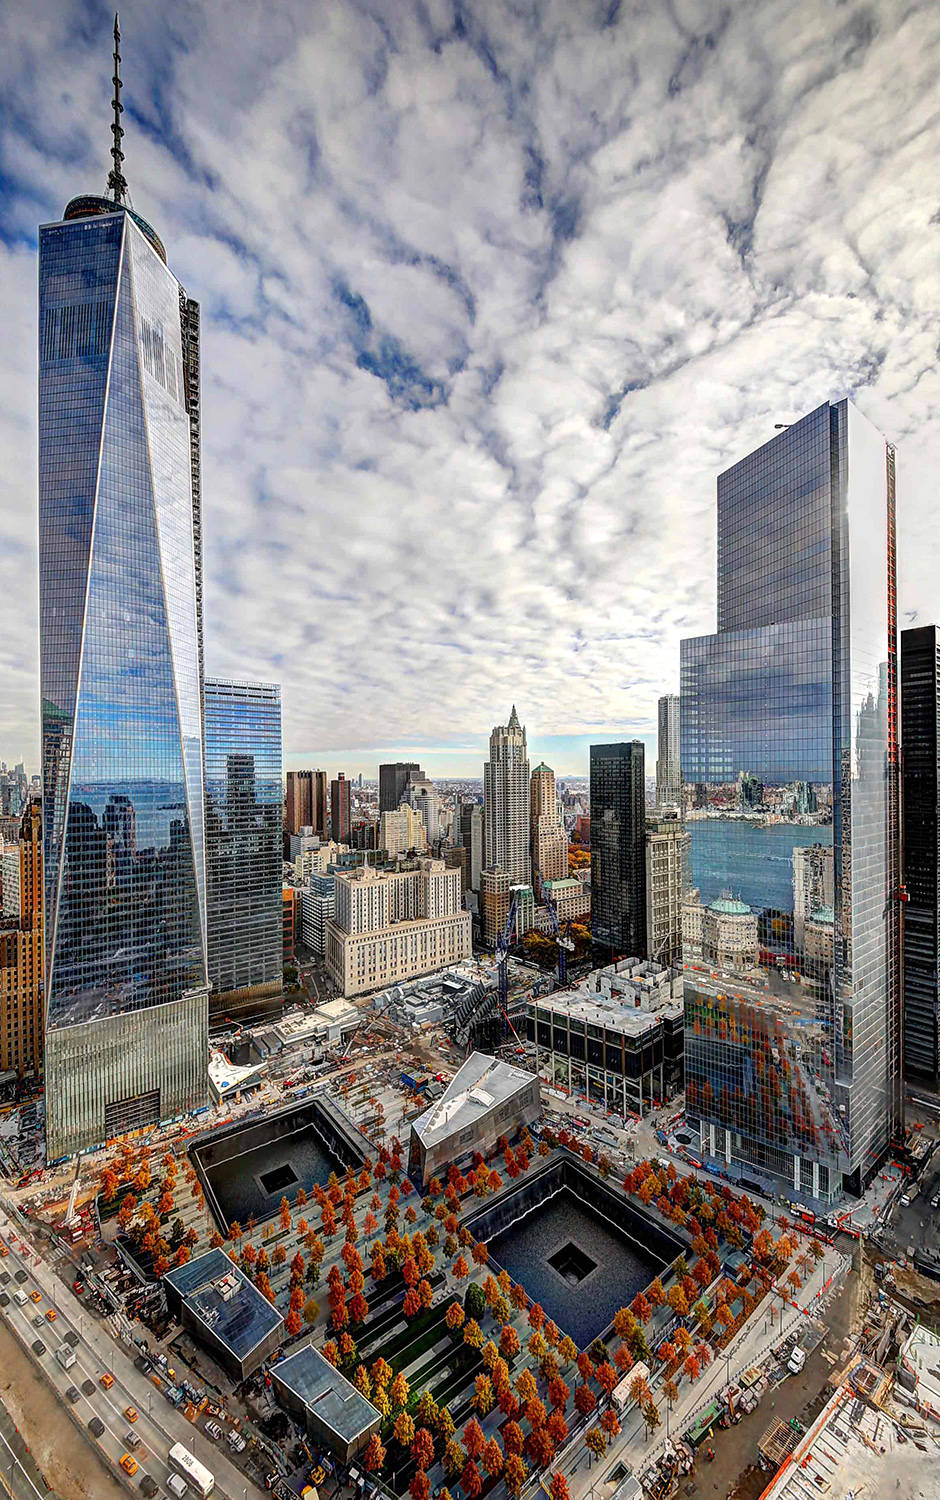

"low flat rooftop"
[255, 1001, 360, 1053]
[272, 1343, 379, 1441]
[411, 1051, 536, 1148]
[163, 1248, 284, 1362]
[534, 992, 682, 1036]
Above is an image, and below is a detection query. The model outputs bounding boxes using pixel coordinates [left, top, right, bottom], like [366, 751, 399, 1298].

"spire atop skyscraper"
[107, 13, 128, 204]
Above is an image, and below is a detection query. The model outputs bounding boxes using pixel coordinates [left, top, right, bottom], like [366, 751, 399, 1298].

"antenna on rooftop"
[107, 13, 128, 203]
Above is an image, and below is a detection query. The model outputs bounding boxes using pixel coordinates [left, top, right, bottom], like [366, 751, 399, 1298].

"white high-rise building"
[656, 694, 681, 808]
[406, 775, 441, 846]
[459, 803, 484, 893]
[484, 706, 530, 885]
[380, 803, 428, 858]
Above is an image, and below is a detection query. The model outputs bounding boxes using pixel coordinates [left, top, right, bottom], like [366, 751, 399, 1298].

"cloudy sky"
[2, 0, 939, 778]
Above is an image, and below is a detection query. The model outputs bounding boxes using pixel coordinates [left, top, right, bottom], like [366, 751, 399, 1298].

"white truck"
[612, 1360, 652, 1415]
[55, 1344, 76, 1370]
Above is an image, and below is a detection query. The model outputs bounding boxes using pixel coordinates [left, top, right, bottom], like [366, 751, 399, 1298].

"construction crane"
[534, 866, 575, 985]
[495, 892, 519, 1013]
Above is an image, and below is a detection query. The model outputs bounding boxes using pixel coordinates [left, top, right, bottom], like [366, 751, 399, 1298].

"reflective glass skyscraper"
[590, 741, 647, 958]
[39, 63, 209, 1155]
[204, 679, 283, 1023]
[900, 626, 940, 1090]
[681, 401, 901, 1203]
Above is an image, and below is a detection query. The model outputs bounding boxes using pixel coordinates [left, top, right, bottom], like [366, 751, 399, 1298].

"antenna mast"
[106, 13, 128, 203]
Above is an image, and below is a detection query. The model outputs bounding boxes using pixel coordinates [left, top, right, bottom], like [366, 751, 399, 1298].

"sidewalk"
[560, 1244, 850, 1499]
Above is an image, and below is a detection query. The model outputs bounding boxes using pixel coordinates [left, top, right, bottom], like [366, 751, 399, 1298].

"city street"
[0, 1211, 266, 1500]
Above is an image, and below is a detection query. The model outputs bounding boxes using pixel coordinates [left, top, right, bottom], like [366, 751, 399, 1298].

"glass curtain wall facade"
[40, 203, 208, 1157]
[590, 742, 647, 958]
[379, 763, 421, 815]
[204, 680, 283, 1020]
[901, 626, 940, 1089]
[681, 401, 900, 1203]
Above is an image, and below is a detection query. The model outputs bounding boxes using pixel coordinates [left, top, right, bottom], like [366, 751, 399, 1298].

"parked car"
[204, 1419, 223, 1440]
[787, 1346, 806, 1375]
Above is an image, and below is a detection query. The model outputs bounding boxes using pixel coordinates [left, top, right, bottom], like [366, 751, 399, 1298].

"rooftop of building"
[411, 1051, 537, 1148]
[163, 1249, 284, 1361]
[337, 858, 444, 885]
[271, 1343, 380, 1440]
[533, 959, 683, 1033]
[60, 195, 167, 262]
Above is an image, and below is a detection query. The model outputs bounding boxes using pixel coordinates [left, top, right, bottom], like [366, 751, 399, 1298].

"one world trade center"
[39, 19, 208, 1156]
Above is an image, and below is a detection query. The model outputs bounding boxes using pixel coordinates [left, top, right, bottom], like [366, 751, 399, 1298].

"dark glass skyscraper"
[590, 742, 647, 957]
[681, 401, 901, 1203]
[204, 679, 283, 1023]
[379, 762, 422, 814]
[901, 626, 940, 1089]
[39, 43, 208, 1155]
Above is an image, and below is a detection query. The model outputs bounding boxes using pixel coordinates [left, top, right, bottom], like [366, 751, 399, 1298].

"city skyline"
[2, 1, 940, 771]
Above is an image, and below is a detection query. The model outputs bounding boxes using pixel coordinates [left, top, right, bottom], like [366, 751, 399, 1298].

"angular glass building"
[204, 678, 283, 1022]
[681, 401, 901, 1203]
[40, 185, 209, 1156]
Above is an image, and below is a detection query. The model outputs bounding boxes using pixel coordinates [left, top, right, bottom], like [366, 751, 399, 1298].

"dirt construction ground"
[0, 1314, 125, 1500]
[684, 1258, 859, 1499]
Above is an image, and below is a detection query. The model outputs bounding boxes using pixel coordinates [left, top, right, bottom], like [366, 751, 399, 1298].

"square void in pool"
[259, 1164, 298, 1196]
[485, 1190, 666, 1348]
[548, 1242, 597, 1285]
[203, 1128, 345, 1228]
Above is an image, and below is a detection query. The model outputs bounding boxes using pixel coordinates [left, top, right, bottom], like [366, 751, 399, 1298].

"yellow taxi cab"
[99, 1372, 114, 1390]
[44, 1308, 57, 1322]
[29, 1290, 41, 1304]
[124, 1405, 138, 1423]
[0, 1244, 9, 1257]
[119, 1454, 138, 1476]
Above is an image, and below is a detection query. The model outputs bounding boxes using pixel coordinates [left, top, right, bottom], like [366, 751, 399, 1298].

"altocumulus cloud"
[1, 0, 939, 773]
